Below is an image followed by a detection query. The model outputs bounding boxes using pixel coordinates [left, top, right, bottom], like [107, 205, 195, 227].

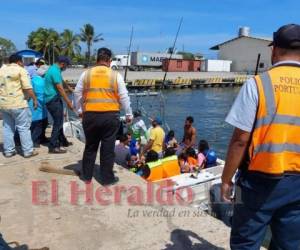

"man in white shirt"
[74, 48, 132, 185]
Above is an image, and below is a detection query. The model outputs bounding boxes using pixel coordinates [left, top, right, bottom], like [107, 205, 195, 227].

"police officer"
[74, 48, 132, 185]
[221, 24, 300, 249]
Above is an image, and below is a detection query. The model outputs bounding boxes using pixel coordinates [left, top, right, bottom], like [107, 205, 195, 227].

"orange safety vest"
[147, 160, 164, 181]
[248, 64, 300, 176]
[83, 66, 120, 112]
[161, 155, 180, 178]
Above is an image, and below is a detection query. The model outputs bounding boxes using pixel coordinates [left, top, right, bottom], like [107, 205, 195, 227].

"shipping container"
[201, 59, 232, 72]
[130, 52, 183, 71]
[162, 59, 201, 72]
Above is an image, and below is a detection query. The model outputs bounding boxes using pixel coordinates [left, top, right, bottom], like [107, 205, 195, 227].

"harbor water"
[129, 87, 241, 159]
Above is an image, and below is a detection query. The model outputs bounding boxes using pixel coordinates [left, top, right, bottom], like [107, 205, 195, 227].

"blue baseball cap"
[57, 56, 71, 65]
[153, 116, 162, 125]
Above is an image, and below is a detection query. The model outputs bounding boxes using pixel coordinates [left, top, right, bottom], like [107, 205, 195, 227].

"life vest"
[147, 160, 163, 181]
[83, 66, 120, 112]
[204, 149, 217, 167]
[248, 64, 300, 176]
[161, 155, 180, 178]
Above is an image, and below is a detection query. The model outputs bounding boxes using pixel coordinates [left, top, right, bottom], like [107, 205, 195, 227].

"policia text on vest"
[274, 76, 300, 94]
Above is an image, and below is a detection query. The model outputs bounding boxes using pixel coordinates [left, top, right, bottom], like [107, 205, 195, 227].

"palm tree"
[80, 24, 103, 65]
[27, 28, 61, 64]
[61, 29, 81, 58]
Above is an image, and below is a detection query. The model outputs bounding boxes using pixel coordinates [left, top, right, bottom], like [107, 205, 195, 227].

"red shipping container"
[162, 59, 201, 72]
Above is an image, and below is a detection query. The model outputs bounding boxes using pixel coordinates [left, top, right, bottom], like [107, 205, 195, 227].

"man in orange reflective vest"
[222, 24, 300, 249]
[74, 48, 132, 185]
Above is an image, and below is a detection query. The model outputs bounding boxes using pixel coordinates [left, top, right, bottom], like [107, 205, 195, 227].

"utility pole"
[162, 17, 183, 85]
[124, 26, 134, 83]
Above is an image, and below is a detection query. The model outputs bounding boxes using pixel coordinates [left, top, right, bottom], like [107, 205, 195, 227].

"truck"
[110, 54, 131, 70]
[130, 52, 183, 71]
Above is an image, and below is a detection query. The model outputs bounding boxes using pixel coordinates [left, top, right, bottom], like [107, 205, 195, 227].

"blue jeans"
[46, 96, 67, 149]
[1, 108, 33, 156]
[231, 173, 300, 250]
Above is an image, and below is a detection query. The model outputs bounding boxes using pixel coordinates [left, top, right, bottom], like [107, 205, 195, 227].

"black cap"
[9, 54, 22, 64]
[97, 48, 112, 59]
[270, 24, 300, 49]
[57, 56, 71, 65]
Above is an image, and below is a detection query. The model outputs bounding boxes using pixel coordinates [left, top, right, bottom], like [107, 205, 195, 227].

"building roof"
[210, 36, 272, 50]
[16, 49, 42, 57]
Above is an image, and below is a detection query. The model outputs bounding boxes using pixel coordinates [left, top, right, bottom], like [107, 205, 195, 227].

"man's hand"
[221, 181, 233, 203]
[33, 99, 38, 110]
[66, 100, 74, 111]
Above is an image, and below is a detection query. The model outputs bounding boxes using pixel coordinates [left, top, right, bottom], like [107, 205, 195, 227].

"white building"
[210, 28, 272, 73]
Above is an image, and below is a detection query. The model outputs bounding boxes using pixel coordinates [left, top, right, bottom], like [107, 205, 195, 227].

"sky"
[1, 0, 300, 58]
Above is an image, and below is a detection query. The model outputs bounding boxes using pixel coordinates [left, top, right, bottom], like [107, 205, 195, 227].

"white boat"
[154, 159, 225, 208]
[63, 120, 86, 143]
[129, 91, 158, 97]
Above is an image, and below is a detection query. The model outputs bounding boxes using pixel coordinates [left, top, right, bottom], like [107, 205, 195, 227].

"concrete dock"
[0, 122, 232, 250]
[63, 69, 250, 90]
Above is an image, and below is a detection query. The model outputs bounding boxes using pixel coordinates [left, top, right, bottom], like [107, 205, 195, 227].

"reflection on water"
[130, 88, 240, 159]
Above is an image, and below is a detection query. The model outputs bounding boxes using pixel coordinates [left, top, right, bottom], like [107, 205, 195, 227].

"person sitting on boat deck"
[178, 152, 189, 173]
[161, 147, 180, 178]
[164, 130, 178, 150]
[129, 110, 148, 144]
[178, 116, 197, 154]
[198, 139, 217, 168]
[179, 148, 198, 173]
[0, 54, 38, 158]
[142, 116, 165, 157]
[114, 134, 132, 169]
[145, 150, 164, 181]
[74, 47, 133, 185]
[28, 65, 50, 148]
[44, 56, 74, 154]
[186, 147, 198, 171]
[127, 131, 139, 157]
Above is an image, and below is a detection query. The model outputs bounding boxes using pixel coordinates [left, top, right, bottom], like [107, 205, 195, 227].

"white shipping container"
[131, 52, 183, 67]
[201, 59, 232, 72]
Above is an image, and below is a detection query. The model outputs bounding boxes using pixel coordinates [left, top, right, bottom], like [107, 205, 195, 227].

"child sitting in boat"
[179, 148, 198, 173]
[164, 130, 178, 150]
[198, 140, 217, 168]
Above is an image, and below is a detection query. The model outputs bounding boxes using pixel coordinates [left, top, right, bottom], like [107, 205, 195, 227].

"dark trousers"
[31, 118, 48, 144]
[0, 233, 10, 250]
[231, 173, 300, 250]
[46, 96, 67, 149]
[82, 112, 120, 181]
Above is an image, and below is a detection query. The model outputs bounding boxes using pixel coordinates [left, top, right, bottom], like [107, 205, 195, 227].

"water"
[130, 87, 241, 159]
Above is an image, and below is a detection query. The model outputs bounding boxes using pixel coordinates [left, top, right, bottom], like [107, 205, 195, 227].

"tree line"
[0, 23, 103, 65]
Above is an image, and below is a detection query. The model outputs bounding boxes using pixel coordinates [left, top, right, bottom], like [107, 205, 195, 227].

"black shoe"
[61, 141, 73, 147]
[79, 175, 92, 184]
[99, 176, 119, 186]
[74, 170, 92, 184]
[48, 147, 67, 154]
